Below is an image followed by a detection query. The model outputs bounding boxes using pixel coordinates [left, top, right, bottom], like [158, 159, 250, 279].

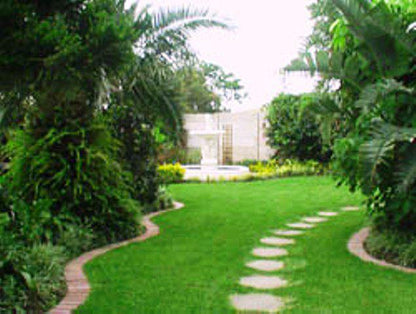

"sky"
[127, 0, 317, 111]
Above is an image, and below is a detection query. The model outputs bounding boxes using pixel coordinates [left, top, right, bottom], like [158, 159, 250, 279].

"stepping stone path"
[318, 211, 339, 217]
[230, 205, 358, 312]
[273, 229, 304, 236]
[246, 260, 285, 272]
[230, 294, 285, 313]
[287, 222, 315, 229]
[260, 237, 295, 246]
[252, 247, 288, 258]
[240, 275, 288, 289]
[302, 217, 328, 223]
[341, 206, 360, 211]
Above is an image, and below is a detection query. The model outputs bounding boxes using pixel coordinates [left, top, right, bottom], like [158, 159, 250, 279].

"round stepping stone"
[287, 222, 314, 229]
[240, 275, 288, 289]
[342, 206, 360, 211]
[246, 260, 285, 272]
[230, 293, 285, 313]
[252, 247, 288, 258]
[261, 237, 295, 246]
[302, 217, 328, 223]
[272, 229, 304, 236]
[318, 211, 339, 217]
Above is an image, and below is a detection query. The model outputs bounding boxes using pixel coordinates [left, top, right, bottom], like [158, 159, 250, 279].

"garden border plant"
[348, 227, 416, 273]
[51, 201, 185, 313]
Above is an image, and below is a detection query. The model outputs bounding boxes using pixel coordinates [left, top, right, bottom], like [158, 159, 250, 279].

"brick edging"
[50, 201, 185, 313]
[347, 227, 416, 274]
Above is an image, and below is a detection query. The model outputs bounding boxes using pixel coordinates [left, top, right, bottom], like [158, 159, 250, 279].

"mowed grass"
[77, 177, 416, 313]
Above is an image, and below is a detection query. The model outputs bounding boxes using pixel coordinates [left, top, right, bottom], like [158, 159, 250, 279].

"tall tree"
[176, 62, 245, 113]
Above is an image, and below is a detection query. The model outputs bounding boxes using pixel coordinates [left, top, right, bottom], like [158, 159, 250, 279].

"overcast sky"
[127, 0, 316, 111]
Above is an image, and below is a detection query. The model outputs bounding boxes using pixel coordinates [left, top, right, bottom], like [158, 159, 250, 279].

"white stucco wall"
[184, 109, 274, 164]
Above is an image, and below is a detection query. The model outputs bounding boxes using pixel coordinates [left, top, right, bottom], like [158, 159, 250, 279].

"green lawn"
[77, 177, 416, 313]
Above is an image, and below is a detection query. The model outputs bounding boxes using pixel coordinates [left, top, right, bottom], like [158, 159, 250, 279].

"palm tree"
[106, 4, 228, 207]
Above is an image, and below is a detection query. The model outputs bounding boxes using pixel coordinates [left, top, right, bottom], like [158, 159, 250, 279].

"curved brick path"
[50, 202, 185, 314]
[348, 227, 416, 274]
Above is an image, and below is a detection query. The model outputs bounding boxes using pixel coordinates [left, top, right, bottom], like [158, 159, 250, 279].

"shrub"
[365, 228, 416, 268]
[249, 159, 325, 177]
[158, 163, 186, 184]
[0, 239, 67, 312]
[154, 186, 174, 212]
[55, 224, 95, 258]
[237, 159, 268, 167]
[108, 105, 160, 210]
[266, 93, 332, 162]
[5, 123, 141, 245]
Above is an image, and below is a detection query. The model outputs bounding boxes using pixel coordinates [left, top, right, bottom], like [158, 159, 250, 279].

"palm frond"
[127, 57, 183, 136]
[359, 122, 416, 191]
[141, 6, 228, 47]
[360, 138, 394, 190]
[355, 79, 414, 113]
[331, 0, 415, 76]
[133, 6, 228, 66]
[396, 145, 416, 194]
[151, 7, 228, 33]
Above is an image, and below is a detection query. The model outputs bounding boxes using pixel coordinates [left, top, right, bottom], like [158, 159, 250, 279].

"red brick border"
[347, 227, 416, 274]
[50, 202, 185, 314]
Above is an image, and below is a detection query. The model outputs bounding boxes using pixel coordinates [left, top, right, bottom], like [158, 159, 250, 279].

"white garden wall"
[184, 109, 274, 164]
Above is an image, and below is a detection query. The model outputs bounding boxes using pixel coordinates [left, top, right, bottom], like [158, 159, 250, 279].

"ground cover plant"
[77, 177, 415, 313]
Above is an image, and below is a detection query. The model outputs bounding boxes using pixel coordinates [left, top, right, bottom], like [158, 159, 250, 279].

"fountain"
[183, 114, 250, 180]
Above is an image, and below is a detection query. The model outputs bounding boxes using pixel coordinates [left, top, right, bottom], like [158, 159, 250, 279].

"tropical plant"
[0, 0, 227, 311]
[107, 7, 228, 210]
[297, 0, 416, 233]
[266, 93, 332, 162]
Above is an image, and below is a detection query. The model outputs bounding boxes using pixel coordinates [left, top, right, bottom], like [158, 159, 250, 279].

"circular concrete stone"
[302, 217, 328, 223]
[287, 222, 314, 229]
[318, 211, 339, 217]
[252, 247, 288, 258]
[239, 275, 288, 289]
[230, 293, 285, 313]
[246, 260, 285, 272]
[261, 237, 295, 246]
[342, 206, 360, 211]
[272, 229, 304, 236]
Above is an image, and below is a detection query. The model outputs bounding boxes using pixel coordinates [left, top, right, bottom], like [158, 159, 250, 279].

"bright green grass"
[77, 177, 416, 313]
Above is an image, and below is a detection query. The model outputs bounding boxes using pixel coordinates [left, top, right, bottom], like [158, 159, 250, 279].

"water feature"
[183, 114, 249, 180]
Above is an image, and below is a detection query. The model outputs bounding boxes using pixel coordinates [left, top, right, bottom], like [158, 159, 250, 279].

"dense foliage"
[297, 0, 416, 238]
[0, 0, 225, 311]
[266, 93, 332, 162]
[365, 227, 416, 267]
